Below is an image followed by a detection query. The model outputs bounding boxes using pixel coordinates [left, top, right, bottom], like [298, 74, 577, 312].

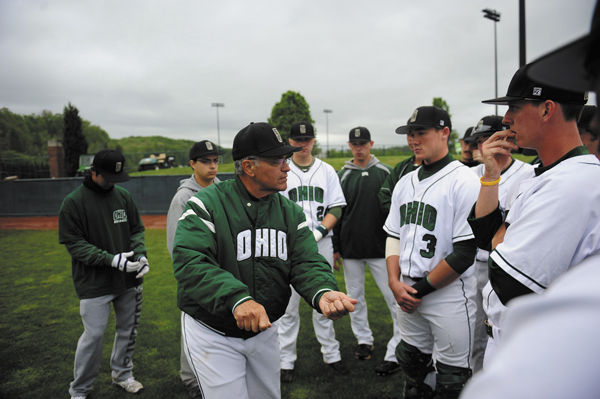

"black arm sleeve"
[489, 258, 534, 305]
[444, 239, 477, 274]
[467, 202, 504, 251]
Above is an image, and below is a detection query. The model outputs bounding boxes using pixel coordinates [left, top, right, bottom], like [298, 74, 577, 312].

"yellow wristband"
[480, 176, 500, 186]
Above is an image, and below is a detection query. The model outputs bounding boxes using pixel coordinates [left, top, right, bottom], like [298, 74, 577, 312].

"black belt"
[484, 319, 493, 338]
[409, 276, 424, 282]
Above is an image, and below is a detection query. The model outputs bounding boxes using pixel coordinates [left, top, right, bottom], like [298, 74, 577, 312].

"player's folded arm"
[467, 202, 504, 251]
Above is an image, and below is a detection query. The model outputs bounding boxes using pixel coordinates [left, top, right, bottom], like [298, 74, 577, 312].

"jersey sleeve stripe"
[490, 249, 547, 293]
[383, 225, 400, 238]
[189, 196, 210, 217]
[298, 221, 308, 230]
[179, 209, 216, 233]
[231, 296, 253, 314]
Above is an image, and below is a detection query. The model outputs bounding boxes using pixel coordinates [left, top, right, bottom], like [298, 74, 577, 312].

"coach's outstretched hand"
[319, 291, 357, 320]
[233, 299, 272, 333]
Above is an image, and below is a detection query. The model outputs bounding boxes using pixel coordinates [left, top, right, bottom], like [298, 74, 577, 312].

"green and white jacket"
[173, 176, 339, 339]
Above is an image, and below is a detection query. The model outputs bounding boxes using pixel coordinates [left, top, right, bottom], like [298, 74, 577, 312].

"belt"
[408, 276, 424, 282]
[484, 319, 494, 338]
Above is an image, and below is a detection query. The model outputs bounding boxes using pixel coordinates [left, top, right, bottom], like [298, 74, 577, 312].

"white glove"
[313, 229, 324, 242]
[135, 255, 150, 279]
[312, 224, 328, 243]
[111, 251, 140, 273]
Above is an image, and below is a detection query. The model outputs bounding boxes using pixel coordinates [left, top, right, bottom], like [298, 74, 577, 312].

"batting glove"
[135, 255, 150, 279]
[111, 251, 141, 273]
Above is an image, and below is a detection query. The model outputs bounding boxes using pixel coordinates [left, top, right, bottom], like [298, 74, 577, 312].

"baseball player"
[166, 140, 222, 399]
[384, 106, 480, 399]
[459, 127, 479, 167]
[462, 115, 534, 372]
[332, 126, 402, 376]
[378, 132, 422, 216]
[59, 149, 149, 399]
[278, 121, 348, 382]
[468, 64, 600, 366]
[462, 8, 600, 396]
[172, 122, 356, 399]
[578, 105, 599, 159]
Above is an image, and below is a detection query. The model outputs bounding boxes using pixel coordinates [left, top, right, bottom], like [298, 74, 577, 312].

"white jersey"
[471, 159, 534, 262]
[490, 154, 600, 294]
[384, 159, 480, 277]
[283, 158, 346, 236]
[461, 252, 600, 399]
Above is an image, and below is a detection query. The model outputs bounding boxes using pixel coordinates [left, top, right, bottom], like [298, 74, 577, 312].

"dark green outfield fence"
[0, 173, 235, 216]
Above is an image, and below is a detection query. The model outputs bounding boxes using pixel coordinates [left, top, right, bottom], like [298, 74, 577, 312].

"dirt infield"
[0, 215, 167, 230]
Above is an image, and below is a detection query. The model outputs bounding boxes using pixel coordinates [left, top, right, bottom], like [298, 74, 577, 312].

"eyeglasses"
[246, 155, 291, 167]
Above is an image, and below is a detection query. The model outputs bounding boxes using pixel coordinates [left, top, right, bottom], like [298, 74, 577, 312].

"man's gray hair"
[234, 157, 259, 175]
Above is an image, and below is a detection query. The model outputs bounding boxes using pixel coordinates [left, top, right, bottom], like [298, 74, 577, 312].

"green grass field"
[130, 154, 536, 177]
[0, 229, 404, 398]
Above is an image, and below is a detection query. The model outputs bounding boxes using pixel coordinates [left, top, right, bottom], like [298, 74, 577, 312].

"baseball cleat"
[327, 360, 349, 375]
[112, 377, 144, 393]
[375, 360, 401, 376]
[280, 368, 294, 383]
[354, 343, 374, 360]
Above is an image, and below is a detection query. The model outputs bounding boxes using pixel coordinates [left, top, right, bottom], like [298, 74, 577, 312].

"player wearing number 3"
[384, 106, 479, 399]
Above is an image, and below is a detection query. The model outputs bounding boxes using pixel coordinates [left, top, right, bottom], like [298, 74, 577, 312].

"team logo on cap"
[439, 120, 445, 126]
[206, 142, 214, 150]
[115, 162, 122, 173]
[300, 124, 307, 134]
[532, 87, 542, 96]
[354, 128, 361, 137]
[273, 128, 283, 143]
[409, 109, 418, 123]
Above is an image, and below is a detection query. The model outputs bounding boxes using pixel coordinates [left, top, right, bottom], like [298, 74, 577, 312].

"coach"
[172, 122, 356, 399]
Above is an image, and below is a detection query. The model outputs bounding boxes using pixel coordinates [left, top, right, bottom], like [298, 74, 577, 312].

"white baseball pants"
[182, 313, 280, 399]
[278, 237, 341, 369]
[343, 257, 402, 362]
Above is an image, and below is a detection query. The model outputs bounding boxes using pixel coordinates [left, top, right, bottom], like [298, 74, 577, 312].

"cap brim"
[395, 123, 438, 134]
[259, 145, 302, 158]
[481, 95, 525, 105]
[527, 34, 592, 92]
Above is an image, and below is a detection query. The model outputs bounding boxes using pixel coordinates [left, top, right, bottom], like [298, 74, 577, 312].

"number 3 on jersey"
[421, 233, 437, 258]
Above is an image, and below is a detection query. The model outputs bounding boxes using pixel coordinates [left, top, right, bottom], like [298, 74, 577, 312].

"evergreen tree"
[268, 90, 314, 142]
[433, 97, 458, 154]
[63, 103, 88, 176]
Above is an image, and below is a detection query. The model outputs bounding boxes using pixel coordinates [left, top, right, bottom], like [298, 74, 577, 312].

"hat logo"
[206, 142, 214, 150]
[115, 161, 122, 173]
[532, 87, 542, 96]
[354, 129, 361, 137]
[300, 125, 307, 134]
[439, 120, 445, 126]
[273, 128, 283, 143]
[409, 109, 418, 123]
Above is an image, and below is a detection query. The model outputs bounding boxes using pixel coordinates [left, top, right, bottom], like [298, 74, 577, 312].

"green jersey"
[173, 177, 339, 339]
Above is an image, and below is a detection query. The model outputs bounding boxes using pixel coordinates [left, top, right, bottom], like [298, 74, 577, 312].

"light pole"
[323, 109, 332, 157]
[211, 102, 224, 156]
[483, 8, 501, 116]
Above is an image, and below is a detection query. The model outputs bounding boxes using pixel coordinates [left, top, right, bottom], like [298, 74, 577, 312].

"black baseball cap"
[462, 127, 474, 142]
[348, 126, 371, 142]
[395, 106, 451, 135]
[482, 64, 588, 105]
[289, 121, 315, 139]
[189, 140, 223, 160]
[469, 115, 508, 140]
[92, 149, 130, 183]
[527, 2, 599, 92]
[232, 122, 301, 161]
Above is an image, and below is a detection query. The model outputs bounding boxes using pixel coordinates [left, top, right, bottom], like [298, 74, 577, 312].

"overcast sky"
[1, 0, 596, 151]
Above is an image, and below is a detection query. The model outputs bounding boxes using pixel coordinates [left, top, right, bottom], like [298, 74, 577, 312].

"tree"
[63, 103, 88, 176]
[268, 90, 315, 142]
[432, 97, 458, 154]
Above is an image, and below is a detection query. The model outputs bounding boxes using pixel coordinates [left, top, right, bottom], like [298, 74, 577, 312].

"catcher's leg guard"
[434, 361, 472, 399]
[395, 340, 434, 399]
